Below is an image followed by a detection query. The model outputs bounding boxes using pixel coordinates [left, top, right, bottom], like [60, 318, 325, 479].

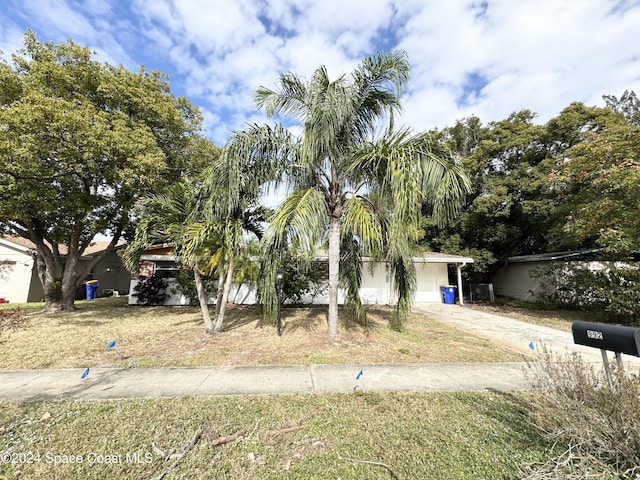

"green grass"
[0, 392, 548, 480]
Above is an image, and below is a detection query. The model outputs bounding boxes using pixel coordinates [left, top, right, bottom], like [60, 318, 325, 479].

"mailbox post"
[572, 320, 640, 390]
[276, 272, 283, 337]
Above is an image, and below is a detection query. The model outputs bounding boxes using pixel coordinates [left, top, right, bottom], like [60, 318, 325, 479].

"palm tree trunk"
[193, 267, 215, 334]
[214, 254, 235, 333]
[327, 217, 341, 336]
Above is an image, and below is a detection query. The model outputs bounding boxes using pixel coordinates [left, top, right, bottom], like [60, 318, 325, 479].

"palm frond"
[255, 72, 308, 121]
[339, 233, 366, 324]
[389, 251, 417, 331]
[341, 195, 384, 255]
[265, 187, 328, 253]
[201, 123, 295, 220]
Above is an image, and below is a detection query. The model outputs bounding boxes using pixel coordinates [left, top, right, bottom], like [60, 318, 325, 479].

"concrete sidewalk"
[3, 303, 637, 402]
[0, 362, 531, 401]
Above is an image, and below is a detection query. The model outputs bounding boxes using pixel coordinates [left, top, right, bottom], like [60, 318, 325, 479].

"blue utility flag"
[106, 340, 116, 349]
[81, 368, 90, 379]
[356, 370, 363, 380]
[529, 341, 535, 350]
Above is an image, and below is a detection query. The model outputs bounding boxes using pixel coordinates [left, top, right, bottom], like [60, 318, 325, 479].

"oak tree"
[0, 31, 203, 310]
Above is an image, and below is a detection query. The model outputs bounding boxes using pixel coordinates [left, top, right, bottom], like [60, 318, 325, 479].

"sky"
[1, 0, 639, 147]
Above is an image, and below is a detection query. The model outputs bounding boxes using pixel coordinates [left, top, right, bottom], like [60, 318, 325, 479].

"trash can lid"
[86, 280, 99, 284]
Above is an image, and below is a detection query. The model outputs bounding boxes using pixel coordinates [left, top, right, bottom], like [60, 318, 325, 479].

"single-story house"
[128, 246, 474, 306]
[491, 249, 633, 302]
[0, 236, 129, 303]
[0, 238, 42, 303]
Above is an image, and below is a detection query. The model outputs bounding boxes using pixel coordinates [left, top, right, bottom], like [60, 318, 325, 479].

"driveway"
[413, 303, 640, 367]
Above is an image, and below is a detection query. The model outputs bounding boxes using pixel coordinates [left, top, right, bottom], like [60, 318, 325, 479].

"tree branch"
[338, 454, 402, 480]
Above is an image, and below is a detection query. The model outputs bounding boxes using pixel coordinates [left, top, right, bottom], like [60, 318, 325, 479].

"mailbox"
[572, 321, 640, 357]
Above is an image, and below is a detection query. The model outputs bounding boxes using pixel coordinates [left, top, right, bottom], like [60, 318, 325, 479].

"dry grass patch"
[0, 298, 524, 369]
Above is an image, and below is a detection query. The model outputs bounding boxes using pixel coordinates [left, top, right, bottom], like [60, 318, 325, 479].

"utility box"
[572, 321, 640, 357]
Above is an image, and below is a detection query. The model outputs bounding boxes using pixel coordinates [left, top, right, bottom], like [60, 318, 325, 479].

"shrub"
[531, 263, 640, 324]
[522, 346, 640, 479]
[279, 257, 327, 305]
[173, 269, 217, 306]
[132, 274, 169, 306]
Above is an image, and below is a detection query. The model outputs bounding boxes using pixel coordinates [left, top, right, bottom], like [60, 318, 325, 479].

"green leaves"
[0, 31, 203, 310]
[560, 124, 640, 256]
[266, 188, 328, 253]
[252, 51, 470, 332]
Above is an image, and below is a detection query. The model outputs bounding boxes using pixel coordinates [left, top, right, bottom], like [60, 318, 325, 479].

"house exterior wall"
[359, 262, 391, 304]
[492, 262, 547, 301]
[492, 260, 630, 302]
[0, 243, 36, 303]
[128, 277, 233, 306]
[414, 263, 449, 302]
[92, 251, 131, 295]
[127, 255, 465, 306]
[26, 266, 44, 302]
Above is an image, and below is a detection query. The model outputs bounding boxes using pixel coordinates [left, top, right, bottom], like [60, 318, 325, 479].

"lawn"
[0, 391, 548, 480]
[0, 297, 525, 369]
[0, 298, 556, 479]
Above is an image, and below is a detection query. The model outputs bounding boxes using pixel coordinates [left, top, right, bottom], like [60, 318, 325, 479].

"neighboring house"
[88, 246, 131, 297]
[128, 246, 474, 306]
[491, 249, 633, 302]
[0, 236, 128, 302]
[0, 238, 42, 303]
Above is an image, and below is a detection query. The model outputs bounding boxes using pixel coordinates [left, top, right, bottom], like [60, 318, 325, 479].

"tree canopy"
[423, 95, 637, 279]
[0, 31, 204, 310]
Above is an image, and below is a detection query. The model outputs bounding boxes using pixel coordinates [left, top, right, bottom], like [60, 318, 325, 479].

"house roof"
[1, 236, 122, 256]
[507, 249, 604, 264]
[137, 248, 474, 266]
[0, 238, 32, 255]
[411, 252, 474, 264]
[312, 250, 474, 264]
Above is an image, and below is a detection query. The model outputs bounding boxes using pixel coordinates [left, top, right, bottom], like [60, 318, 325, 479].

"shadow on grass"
[58, 319, 109, 327]
[223, 305, 262, 331]
[469, 389, 548, 454]
[280, 305, 386, 334]
[281, 306, 327, 333]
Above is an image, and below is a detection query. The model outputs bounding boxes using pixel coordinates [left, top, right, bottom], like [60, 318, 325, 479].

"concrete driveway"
[413, 302, 640, 367]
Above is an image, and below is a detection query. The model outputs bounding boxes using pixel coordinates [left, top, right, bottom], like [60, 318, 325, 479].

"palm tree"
[123, 127, 282, 334]
[191, 125, 287, 332]
[122, 180, 221, 333]
[254, 51, 470, 334]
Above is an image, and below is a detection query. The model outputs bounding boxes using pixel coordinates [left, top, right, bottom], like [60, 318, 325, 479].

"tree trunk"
[327, 217, 341, 336]
[37, 249, 65, 312]
[213, 254, 235, 333]
[60, 248, 80, 311]
[193, 267, 215, 334]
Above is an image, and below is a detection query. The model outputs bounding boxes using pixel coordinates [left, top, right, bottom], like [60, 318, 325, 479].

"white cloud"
[0, 21, 24, 58]
[1, 0, 639, 145]
[18, 0, 97, 40]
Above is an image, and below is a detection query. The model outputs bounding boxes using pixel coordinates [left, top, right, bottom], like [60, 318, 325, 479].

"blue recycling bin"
[440, 285, 457, 304]
[85, 280, 99, 300]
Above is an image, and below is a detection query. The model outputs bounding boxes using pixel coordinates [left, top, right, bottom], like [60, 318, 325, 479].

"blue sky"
[1, 0, 639, 146]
